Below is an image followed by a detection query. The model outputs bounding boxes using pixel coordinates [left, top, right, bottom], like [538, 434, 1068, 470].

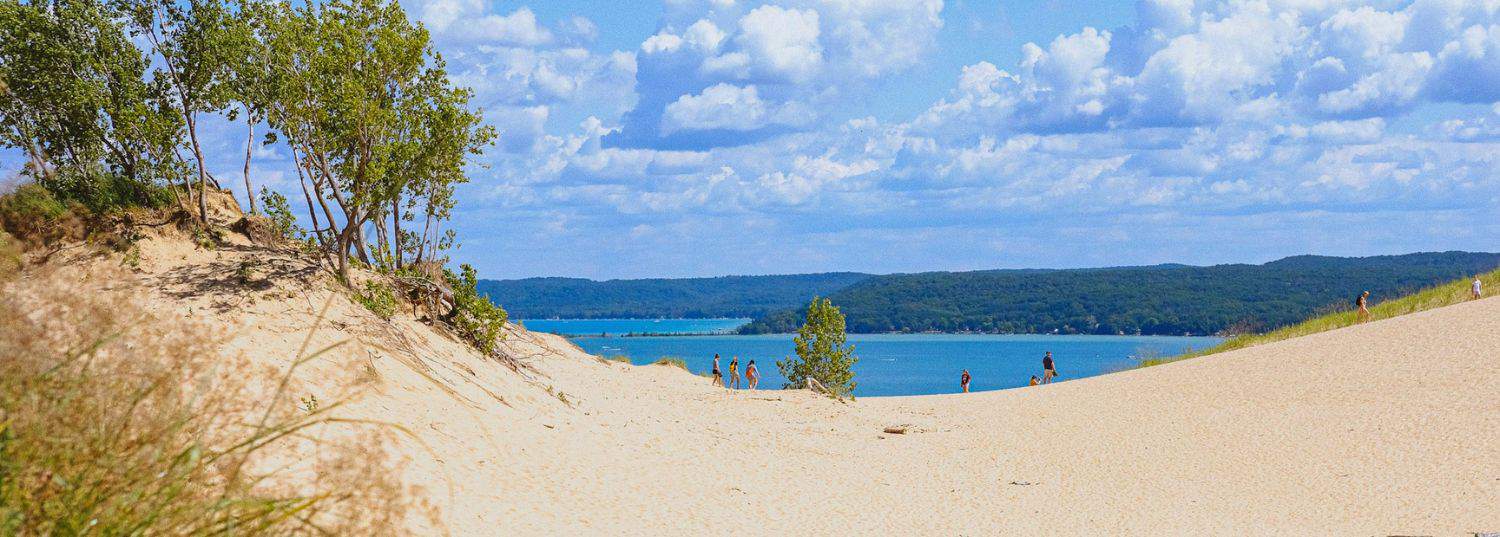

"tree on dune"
[778, 296, 858, 399]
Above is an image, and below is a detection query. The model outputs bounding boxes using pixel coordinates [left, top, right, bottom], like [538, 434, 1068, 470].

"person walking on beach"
[729, 357, 740, 389]
[1041, 351, 1056, 384]
[960, 369, 971, 393]
[711, 354, 723, 387]
[1355, 291, 1371, 323]
[1474, 276, 1484, 300]
[746, 360, 759, 390]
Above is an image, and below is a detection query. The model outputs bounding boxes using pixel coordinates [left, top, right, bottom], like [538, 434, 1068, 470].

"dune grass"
[652, 356, 689, 371]
[1141, 268, 1499, 367]
[0, 265, 412, 534]
[595, 354, 632, 365]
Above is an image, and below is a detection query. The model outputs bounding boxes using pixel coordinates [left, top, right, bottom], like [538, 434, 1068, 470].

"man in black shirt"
[1041, 351, 1056, 384]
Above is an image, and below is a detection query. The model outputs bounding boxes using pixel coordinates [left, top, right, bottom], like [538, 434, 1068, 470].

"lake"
[522, 319, 1222, 397]
[519, 318, 750, 336]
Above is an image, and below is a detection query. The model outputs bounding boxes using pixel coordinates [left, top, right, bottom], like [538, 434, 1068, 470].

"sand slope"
[30, 229, 1499, 536]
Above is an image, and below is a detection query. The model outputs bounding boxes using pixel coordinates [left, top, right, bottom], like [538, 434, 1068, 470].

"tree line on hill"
[737, 252, 1500, 336]
[476, 272, 872, 319]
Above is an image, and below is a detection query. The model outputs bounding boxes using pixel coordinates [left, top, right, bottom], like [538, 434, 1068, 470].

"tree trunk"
[353, 223, 372, 265]
[185, 111, 209, 224]
[242, 108, 256, 213]
[392, 197, 403, 270]
[417, 208, 433, 265]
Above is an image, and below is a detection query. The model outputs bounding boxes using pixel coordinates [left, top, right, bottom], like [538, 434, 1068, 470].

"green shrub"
[652, 356, 688, 370]
[258, 187, 302, 241]
[40, 169, 173, 214]
[356, 280, 400, 320]
[0, 183, 70, 239]
[445, 264, 508, 356]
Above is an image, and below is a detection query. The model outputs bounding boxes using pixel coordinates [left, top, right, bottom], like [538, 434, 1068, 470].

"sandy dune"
[32, 229, 1500, 535]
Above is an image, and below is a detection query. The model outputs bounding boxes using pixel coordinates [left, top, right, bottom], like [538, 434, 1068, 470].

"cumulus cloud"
[661, 83, 809, 134]
[419, 2, 554, 46]
[608, 0, 945, 148]
[735, 5, 823, 81]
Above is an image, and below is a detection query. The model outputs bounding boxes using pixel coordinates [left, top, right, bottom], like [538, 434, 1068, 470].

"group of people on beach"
[959, 351, 1057, 393]
[710, 353, 758, 390]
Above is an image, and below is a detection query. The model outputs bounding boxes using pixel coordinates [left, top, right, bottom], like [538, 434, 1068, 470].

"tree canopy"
[0, 0, 494, 281]
[777, 297, 858, 398]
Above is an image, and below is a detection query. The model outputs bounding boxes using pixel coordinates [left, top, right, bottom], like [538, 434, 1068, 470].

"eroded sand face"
[42, 233, 1500, 536]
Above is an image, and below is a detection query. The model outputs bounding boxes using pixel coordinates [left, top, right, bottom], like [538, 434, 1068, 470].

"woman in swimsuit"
[960, 369, 971, 393]
[729, 357, 740, 389]
[1356, 291, 1371, 323]
[746, 360, 759, 390]
[711, 354, 723, 387]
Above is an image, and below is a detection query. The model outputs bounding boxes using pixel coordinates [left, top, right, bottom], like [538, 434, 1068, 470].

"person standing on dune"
[712, 354, 723, 387]
[960, 369, 971, 393]
[729, 357, 740, 389]
[1356, 291, 1371, 323]
[1041, 351, 1056, 384]
[746, 360, 759, 390]
[1474, 276, 1483, 300]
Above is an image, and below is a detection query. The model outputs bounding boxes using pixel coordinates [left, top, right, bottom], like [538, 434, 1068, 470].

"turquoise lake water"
[522, 319, 1222, 397]
[519, 318, 750, 336]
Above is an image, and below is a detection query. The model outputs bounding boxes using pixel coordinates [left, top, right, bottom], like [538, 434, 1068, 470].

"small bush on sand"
[652, 356, 689, 370]
[0, 183, 77, 243]
[357, 280, 401, 319]
[445, 264, 508, 355]
[259, 187, 303, 241]
[778, 297, 858, 399]
[0, 268, 412, 534]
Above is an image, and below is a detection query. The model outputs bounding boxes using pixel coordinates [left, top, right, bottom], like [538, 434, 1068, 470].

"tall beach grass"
[0, 263, 414, 534]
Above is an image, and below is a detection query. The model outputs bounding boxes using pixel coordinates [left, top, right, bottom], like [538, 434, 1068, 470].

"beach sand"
[25, 229, 1500, 535]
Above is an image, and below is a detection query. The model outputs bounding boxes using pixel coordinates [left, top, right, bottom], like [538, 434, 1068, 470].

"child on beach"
[729, 357, 740, 389]
[746, 360, 759, 390]
[960, 369, 971, 393]
[712, 354, 723, 387]
[1041, 351, 1056, 384]
[1474, 276, 1484, 300]
[1029, 376, 1039, 386]
[1356, 291, 1371, 322]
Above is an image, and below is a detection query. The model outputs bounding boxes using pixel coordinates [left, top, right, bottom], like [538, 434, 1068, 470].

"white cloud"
[1315, 52, 1433, 115]
[422, 4, 554, 46]
[1428, 24, 1500, 102]
[734, 5, 822, 82]
[661, 83, 808, 134]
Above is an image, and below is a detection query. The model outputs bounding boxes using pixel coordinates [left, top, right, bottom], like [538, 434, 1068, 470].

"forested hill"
[476, 273, 872, 319]
[737, 251, 1500, 336]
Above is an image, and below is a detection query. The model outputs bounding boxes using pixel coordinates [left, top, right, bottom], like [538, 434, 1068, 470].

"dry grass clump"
[652, 356, 689, 371]
[0, 266, 416, 534]
[1142, 267, 1500, 367]
[595, 354, 632, 366]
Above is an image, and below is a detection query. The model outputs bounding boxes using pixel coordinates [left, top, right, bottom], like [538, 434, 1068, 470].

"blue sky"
[16, 0, 1497, 279]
